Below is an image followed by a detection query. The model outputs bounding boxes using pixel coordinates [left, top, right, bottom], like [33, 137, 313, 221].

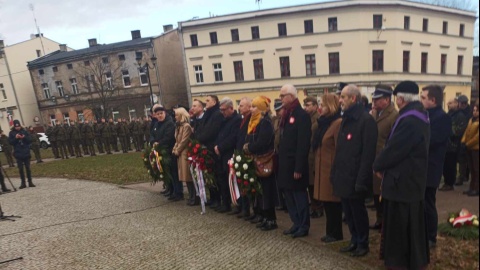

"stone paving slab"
[0, 178, 366, 270]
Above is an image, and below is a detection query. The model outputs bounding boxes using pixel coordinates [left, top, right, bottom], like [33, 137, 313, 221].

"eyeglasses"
[279, 93, 292, 99]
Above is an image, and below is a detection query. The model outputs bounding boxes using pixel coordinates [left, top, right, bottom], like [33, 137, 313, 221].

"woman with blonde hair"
[312, 93, 343, 243]
[173, 107, 197, 205]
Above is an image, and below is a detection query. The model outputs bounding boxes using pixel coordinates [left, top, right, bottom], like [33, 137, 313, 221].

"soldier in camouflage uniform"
[132, 118, 142, 152]
[0, 129, 15, 167]
[82, 120, 96, 156]
[109, 118, 119, 152]
[78, 122, 88, 155]
[55, 120, 68, 159]
[64, 120, 75, 157]
[142, 116, 150, 149]
[125, 118, 133, 151]
[116, 118, 128, 153]
[45, 122, 59, 159]
[70, 121, 83, 158]
[94, 120, 104, 154]
[29, 127, 43, 163]
[100, 118, 112, 154]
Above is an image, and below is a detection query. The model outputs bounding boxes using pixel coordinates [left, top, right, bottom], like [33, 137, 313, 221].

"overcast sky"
[0, 0, 478, 55]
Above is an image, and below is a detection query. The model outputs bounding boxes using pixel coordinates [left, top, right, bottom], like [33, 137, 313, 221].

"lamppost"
[136, 55, 157, 108]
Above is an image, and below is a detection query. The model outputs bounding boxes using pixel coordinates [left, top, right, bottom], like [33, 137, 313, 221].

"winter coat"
[0, 134, 12, 150]
[195, 105, 223, 152]
[236, 114, 251, 151]
[331, 103, 378, 199]
[55, 125, 67, 141]
[216, 111, 242, 172]
[462, 118, 479, 150]
[46, 126, 57, 142]
[277, 104, 311, 191]
[71, 125, 82, 140]
[426, 106, 452, 188]
[150, 116, 175, 152]
[373, 101, 430, 203]
[272, 115, 281, 153]
[446, 109, 468, 153]
[173, 122, 193, 182]
[100, 123, 111, 138]
[308, 110, 320, 185]
[8, 128, 32, 159]
[372, 104, 399, 195]
[313, 117, 342, 202]
[82, 124, 95, 140]
[246, 115, 275, 156]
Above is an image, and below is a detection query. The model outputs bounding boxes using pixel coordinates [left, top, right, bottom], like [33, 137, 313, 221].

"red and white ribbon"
[228, 158, 240, 206]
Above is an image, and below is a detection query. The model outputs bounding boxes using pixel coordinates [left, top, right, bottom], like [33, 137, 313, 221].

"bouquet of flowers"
[438, 208, 479, 240]
[187, 139, 215, 214]
[232, 150, 262, 201]
[142, 143, 172, 185]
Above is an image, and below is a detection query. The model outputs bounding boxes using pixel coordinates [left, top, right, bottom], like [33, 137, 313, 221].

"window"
[233, 61, 244, 81]
[443, 21, 448, 35]
[194, 65, 204, 83]
[459, 24, 465, 37]
[102, 57, 109, 64]
[373, 15, 383, 29]
[84, 60, 90, 66]
[305, 54, 316, 76]
[457, 55, 464, 75]
[372, 50, 384, 72]
[441, 54, 447, 74]
[118, 54, 126, 61]
[50, 115, 56, 126]
[122, 70, 131, 87]
[328, 17, 338, 32]
[36, 50, 41, 57]
[39, 69, 44, 75]
[231, 29, 239, 42]
[304, 20, 313, 34]
[56, 81, 64, 97]
[253, 59, 264, 80]
[213, 63, 223, 82]
[129, 109, 136, 121]
[105, 72, 114, 89]
[279, 57, 290, 78]
[135, 52, 143, 60]
[70, 78, 79, 94]
[251, 26, 260, 39]
[139, 68, 148, 86]
[209, 32, 218, 44]
[85, 75, 95, 92]
[52, 66, 58, 72]
[278, 23, 287, 37]
[64, 113, 70, 125]
[423, 18, 428, 32]
[404, 16, 410, 30]
[112, 111, 120, 122]
[77, 112, 84, 122]
[0, 83, 6, 100]
[329, 52, 340, 74]
[190, 34, 198, 47]
[403, 51, 410, 72]
[67, 63, 73, 69]
[421, 52, 428, 74]
[42, 83, 51, 99]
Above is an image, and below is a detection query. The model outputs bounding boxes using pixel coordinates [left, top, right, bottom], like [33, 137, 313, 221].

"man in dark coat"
[441, 98, 468, 191]
[277, 84, 312, 239]
[331, 84, 377, 257]
[456, 95, 472, 185]
[195, 95, 224, 208]
[420, 85, 452, 249]
[214, 97, 241, 213]
[8, 120, 34, 189]
[373, 81, 430, 270]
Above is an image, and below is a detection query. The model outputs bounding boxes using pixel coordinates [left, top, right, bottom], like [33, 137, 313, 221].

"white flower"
[144, 158, 148, 162]
[236, 155, 242, 162]
[249, 178, 254, 183]
[148, 170, 151, 174]
[243, 164, 249, 170]
[234, 163, 239, 169]
[243, 174, 249, 180]
[160, 174, 164, 179]
[236, 172, 241, 177]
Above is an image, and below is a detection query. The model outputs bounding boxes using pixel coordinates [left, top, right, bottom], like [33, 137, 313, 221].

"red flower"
[202, 149, 208, 155]
[188, 142, 192, 147]
[195, 144, 200, 148]
[243, 181, 249, 186]
[237, 179, 241, 184]
[193, 148, 198, 154]
[199, 158, 205, 164]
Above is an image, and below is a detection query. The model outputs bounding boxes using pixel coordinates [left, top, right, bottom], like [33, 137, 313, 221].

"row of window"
[0, 83, 8, 100]
[193, 51, 464, 83]
[190, 15, 466, 47]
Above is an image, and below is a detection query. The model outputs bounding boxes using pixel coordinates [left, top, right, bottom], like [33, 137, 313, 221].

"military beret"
[393, 81, 419, 95]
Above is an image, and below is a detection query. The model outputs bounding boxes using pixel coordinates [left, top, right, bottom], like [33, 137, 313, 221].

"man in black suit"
[277, 84, 312, 239]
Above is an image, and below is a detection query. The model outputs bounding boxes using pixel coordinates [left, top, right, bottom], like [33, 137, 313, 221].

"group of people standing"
[149, 81, 478, 270]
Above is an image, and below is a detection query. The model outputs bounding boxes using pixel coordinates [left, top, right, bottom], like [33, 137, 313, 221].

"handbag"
[253, 150, 275, 178]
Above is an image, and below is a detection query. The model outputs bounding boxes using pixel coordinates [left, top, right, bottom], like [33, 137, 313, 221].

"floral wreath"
[233, 150, 262, 200]
[142, 143, 173, 185]
[438, 208, 479, 240]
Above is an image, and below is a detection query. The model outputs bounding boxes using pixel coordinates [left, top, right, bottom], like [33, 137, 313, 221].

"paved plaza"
[0, 178, 365, 270]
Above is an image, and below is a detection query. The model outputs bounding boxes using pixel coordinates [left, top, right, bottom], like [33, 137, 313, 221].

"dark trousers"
[260, 207, 276, 220]
[373, 195, 383, 223]
[57, 140, 68, 158]
[218, 169, 231, 208]
[96, 137, 104, 153]
[170, 156, 183, 197]
[443, 152, 458, 186]
[308, 185, 323, 212]
[424, 187, 438, 243]
[324, 201, 344, 240]
[16, 157, 32, 184]
[342, 197, 369, 249]
[467, 150, 479, 192]
[0, 170, 8, 191]
[284, 189, 310, 233]
[66, 141, 75, 156]
[73, 140, 82, 157]
[458, 147, 469, 181]
[50, 141, 59, 158]
[32, 145, 42, 162]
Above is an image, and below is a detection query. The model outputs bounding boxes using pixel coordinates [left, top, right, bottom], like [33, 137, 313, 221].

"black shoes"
[19, 184, 27, 189]
[340, 243, 357, 253]
[321, 235, 341, 243]
[283, 227, 297, 235]
[261, 220, 278, 231]
[217, 206, 231, 213]
[1, 188, 11, 193]
[228, 208, 242, 215]
[310, 210, 324, 219]
[244, 214, 256, 221]
[256, 218, 267, 228]
[351, 247, 369, 257]
[250, 215, 263, 224]
[209, 201, 220, 209]
[438, 184, 454, 191]
[291, 230, 309, 238]
[369, 222, 382, 230]
[467, 190, 479, 197]
[28, 182, 36, 188]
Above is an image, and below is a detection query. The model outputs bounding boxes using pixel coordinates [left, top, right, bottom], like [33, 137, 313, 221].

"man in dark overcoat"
[331, 84, 377, 257]
[420, 85, 452, 249]
[373, 81, 430, 270]
[277, 84, 312, 239]
[9, 120, 35, 189]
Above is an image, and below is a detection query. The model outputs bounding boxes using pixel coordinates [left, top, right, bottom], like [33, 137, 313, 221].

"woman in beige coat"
[173, 108, 196, 206]
[312, 94, 343, 243]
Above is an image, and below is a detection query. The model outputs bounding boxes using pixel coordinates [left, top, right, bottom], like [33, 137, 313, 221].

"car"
[38, 133, 51, 149]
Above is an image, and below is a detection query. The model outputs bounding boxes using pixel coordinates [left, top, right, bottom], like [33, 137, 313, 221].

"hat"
[393, 81, 419, 95]
[252, 96, 271, 113]
[456, 95, 469, 103]
[336, 82, 348, 95]
[13, 120, 21, 127]
[273, 99, 283, 111]
[372, 85, 393, 99]
[153, 105, 166, 113]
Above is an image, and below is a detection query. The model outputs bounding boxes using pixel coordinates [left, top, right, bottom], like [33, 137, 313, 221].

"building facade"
[0, 35, 67, 131]
[178, 0, 476, 109]
[27, 29, 188, 126]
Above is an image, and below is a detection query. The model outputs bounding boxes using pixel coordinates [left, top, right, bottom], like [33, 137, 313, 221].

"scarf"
[312, 112, 341, 150]
[248, 111, 261, 134]
[280, 98, 301, 128]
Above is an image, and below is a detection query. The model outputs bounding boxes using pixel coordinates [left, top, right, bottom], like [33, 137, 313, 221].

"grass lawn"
[3, 151, 149, 185]
[1, 148, 56, 165]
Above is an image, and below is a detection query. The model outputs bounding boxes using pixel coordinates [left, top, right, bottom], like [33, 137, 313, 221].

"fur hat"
[393, 81, 419, 95]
